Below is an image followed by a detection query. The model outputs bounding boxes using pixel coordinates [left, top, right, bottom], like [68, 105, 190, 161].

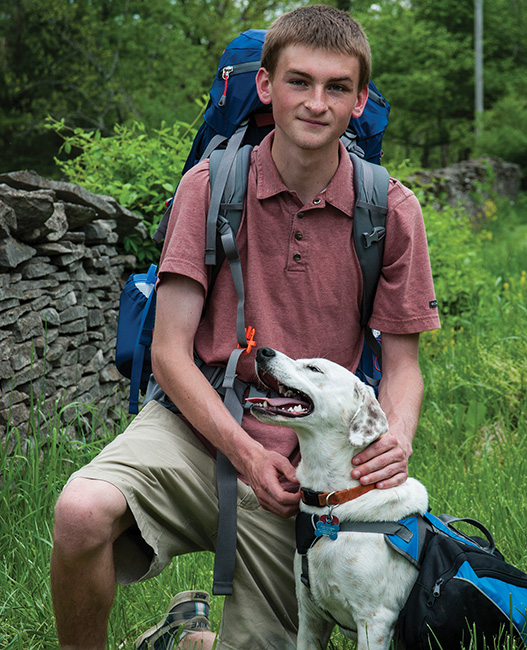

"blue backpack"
[115, 28, 390, 415]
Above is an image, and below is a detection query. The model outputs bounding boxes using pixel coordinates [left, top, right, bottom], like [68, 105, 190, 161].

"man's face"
[256, 44, 368, 155]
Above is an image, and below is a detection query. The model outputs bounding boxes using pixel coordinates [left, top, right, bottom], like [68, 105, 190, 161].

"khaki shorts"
[70, 400, 298, 650]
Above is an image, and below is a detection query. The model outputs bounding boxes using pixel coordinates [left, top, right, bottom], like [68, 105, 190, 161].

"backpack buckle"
[362, 226, 386, 249]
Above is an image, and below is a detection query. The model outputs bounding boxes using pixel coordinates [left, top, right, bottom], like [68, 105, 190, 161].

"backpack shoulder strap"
[151, 122, 251, 246]
[207, 141, 253, 597]
[350, 152, 390, 365]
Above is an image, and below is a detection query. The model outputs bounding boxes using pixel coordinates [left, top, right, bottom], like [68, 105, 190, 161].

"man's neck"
[271, 137, 340, 206]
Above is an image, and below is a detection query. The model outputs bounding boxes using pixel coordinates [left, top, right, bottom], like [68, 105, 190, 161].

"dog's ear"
[347, 384, 389, 448]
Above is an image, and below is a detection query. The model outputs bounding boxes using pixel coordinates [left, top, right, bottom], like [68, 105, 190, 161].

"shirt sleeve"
[369, 179, 441, 334]
[157, 161, 211, 292]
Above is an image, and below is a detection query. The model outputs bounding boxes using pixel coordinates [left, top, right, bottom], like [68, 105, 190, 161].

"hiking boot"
[135, 590, 211, 649]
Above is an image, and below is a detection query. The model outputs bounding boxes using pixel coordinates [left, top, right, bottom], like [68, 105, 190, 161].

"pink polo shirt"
[158, 132, 440, 463]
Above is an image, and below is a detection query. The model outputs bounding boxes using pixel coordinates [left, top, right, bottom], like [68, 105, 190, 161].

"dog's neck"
[295, 433, 366, 494]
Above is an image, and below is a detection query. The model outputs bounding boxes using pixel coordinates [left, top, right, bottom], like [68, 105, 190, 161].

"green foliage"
[46, 117, 199, 264]
[419, 193, 527, 473]
[0, 0, 282, 175]
[3, 0, 527, 176]
[360, 2, 474, 169]
[423, 201, 490, 323]
[476, 93, 527, 171]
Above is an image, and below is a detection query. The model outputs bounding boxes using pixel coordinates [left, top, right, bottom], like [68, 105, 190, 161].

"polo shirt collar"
[255, 131, 355, 217]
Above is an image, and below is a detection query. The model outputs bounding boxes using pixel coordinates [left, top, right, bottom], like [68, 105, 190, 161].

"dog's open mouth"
[245, 368, 314, 418]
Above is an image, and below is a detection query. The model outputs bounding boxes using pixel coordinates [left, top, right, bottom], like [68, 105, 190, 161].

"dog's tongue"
[245, 396, 310, 410]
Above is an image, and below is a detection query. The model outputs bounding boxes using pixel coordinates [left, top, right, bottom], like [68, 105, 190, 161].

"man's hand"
[351, 429, 412, 489]
[238, 445, 300, 518]
[351, 331, 423, 490]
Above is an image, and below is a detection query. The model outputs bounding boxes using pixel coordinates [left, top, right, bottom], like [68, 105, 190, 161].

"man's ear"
[256, 68, 272, 106]
[351, 85, 369, 119]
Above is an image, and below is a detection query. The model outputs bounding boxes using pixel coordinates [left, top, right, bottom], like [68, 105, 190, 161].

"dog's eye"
[307, 365, 323, 374]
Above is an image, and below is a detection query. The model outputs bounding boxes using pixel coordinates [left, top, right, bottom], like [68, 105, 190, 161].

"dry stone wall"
[0, 170, 144, 445]
[407, 156, 522, 223]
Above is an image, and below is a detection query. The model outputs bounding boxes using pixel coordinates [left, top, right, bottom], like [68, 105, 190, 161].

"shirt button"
[298, 212, 305, 218]
[313, 198, 322, 205]
[295, 232, 303, 241]
[293, 253, 302, 262]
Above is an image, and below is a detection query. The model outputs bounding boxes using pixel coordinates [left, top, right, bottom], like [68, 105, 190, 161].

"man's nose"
[305, 86, 328, 113]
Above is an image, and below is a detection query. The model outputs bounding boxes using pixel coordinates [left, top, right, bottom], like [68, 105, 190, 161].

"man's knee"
[53, 477, 132, 558]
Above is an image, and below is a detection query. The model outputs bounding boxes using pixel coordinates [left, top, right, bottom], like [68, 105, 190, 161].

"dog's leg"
[295, 565, 333, 650]
[355, 616, 396, 650]
[296, 604, 333, 650]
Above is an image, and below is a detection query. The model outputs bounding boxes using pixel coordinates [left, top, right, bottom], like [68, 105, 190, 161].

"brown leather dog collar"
[300, 484, 376, 507]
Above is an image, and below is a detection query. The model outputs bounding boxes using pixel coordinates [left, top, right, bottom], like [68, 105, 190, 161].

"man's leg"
[52, 402, 223, 649]
[51, 477, 134, 649]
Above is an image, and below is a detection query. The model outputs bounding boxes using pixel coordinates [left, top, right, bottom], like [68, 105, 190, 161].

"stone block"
[56, 291, 78, 312]
[0, 184, 55, 241]
[40, 307, 61, 327]
[0, 236, 36, 268]
[20, 258, 58, 280]
[0, 199, 17, 236]
[60, 305, 88, 324]
[13, 311, 43, 343]
[61, 319, 88, 335]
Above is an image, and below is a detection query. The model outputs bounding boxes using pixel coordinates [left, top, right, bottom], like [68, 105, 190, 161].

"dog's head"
[247, 347, 388, 449]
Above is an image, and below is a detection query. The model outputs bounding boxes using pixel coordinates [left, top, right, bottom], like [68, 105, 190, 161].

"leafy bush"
[475, 93, 527, 174]
[422, 199, 492, 323]
[46, 117, 199, 264]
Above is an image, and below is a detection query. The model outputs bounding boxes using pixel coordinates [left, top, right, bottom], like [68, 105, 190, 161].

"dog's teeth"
[288, 405, 307, 413]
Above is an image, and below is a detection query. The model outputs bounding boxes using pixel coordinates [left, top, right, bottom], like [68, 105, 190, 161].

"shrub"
[46, 118, 199, 264]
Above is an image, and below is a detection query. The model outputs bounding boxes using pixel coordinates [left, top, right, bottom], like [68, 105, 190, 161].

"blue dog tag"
[314, 515, 340, 541]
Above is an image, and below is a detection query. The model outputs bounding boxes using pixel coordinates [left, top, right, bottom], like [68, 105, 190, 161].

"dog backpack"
[115, 28, 390, 596]
[393, 513, 527, 650]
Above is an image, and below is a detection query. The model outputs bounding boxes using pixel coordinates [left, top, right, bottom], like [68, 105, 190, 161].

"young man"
[51, 5, 440, 650]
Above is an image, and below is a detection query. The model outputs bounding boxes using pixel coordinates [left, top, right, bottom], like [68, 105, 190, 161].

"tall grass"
[1, 194, 527, 649]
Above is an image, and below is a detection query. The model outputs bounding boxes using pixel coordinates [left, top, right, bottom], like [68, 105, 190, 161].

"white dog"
[247, 347, 428, 650]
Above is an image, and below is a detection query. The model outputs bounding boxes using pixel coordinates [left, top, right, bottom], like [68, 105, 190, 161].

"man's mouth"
[245, 368, 314, 418]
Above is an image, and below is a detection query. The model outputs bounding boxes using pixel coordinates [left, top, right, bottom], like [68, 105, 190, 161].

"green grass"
[1, 194, 527, 649]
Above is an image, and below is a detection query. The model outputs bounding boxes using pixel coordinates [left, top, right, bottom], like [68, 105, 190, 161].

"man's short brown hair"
[261, 4, 371, 92]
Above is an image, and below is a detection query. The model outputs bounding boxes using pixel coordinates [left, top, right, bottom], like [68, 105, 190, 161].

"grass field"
[1, 193, 526, 649]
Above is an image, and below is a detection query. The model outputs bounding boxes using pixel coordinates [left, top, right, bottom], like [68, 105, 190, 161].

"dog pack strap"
[339, 520, 414, 542]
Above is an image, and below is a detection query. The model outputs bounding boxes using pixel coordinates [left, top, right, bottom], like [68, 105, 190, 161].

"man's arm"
[351, 332, 423, 489]
[151, 273, 300, 518]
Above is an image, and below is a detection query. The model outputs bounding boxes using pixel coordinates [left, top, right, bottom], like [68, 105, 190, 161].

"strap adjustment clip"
[362, 226, 386, 249]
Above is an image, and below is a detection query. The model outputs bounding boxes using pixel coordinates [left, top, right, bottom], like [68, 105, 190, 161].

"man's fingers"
[247, 453, 300, 518]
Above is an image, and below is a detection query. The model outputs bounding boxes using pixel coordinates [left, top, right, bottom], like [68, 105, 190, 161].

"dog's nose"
[256, 347, 276, 363]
